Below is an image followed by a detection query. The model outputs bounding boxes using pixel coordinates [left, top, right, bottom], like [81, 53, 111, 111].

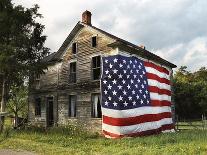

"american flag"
[101, 55, 174, 138]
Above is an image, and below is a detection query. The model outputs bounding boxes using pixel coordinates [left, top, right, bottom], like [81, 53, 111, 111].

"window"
[69, 62, 76, 83]
[92, 36, 97, 47]
[69, 95, 77, 117]
[91, 94, 102, 118]
[92, 56, 101, 80]
[35, 74, 40, 89]
[72, 43, 77, 54]
[35, 98, 41, 116]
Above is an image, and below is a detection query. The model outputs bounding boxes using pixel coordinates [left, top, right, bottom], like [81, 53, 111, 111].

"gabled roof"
[43, 22, 176, 68]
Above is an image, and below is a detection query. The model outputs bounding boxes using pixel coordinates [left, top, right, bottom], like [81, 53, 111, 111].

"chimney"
[82, 10, 92, 25]
[140, 44, 146, 50]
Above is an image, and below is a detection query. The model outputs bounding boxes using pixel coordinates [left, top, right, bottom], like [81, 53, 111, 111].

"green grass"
[0, 126, 207, 155]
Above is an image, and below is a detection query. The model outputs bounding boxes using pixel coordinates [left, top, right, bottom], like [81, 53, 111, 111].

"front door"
[46, 97, 54, 127]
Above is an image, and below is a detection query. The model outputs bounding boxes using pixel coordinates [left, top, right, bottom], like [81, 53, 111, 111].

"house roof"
[43, 22, 176, 68]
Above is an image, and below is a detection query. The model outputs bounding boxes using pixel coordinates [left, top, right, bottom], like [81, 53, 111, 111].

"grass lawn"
[0, 126, 207, 155]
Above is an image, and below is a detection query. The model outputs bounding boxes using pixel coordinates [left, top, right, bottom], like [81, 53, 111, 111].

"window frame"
[35, 98, 41, 116]
[91, 55, 101, 80]
[69, 62, 77, 83]
[72, 42, 77, 54]
[91, 36, 97, 47]
[91, 93, 102, 118]
[68, 95, 77, 117]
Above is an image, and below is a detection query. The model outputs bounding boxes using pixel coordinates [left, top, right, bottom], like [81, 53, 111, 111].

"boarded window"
[72, 43, 77, 54]
[91, 94, 102, 118]
[69, 95, 77, 117]
[35, 98, 41, 116]
[69, 62, 76, 83]
[92, 36, 97, 47]
[92, 56, 101, 80]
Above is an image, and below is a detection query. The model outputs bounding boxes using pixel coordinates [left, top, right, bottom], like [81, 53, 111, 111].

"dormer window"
[92, 36, 97, 47]
[72, 43, 77, 54]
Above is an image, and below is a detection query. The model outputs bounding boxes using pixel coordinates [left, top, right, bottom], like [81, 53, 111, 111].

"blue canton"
[101, 55, 151, 110]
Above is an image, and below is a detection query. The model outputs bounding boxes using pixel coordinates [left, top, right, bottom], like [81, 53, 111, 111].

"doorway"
[46, 97, 54, 127]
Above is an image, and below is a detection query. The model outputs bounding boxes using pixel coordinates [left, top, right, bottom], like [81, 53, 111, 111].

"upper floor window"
[92, 56, 101, 80]
[72, 43, 77, 54]
[35, 74, 40, 89]
[91, 36, 97, 47]
[69, 62, 76, 83]
[91, 94, 101, 118]
[68, 95, 77, 117]
[35, 98, 41, 116]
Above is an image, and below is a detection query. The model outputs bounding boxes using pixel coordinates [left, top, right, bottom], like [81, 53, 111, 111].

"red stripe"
[144, 61, 169, 75]
[103, 124, 175, 138]
[151, 100, 171, 106]
[146, 73, 170, 85]
[103, 112, 172, 126]
[148, 86, 171, 96]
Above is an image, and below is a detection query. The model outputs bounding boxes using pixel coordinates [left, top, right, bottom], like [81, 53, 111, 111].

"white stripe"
[102, 118, 173, 135]
[145, 66, 170, 80]
[150, 92, 171, 101]
[102, 106, 172, 118]
[148, 79, 171, 91]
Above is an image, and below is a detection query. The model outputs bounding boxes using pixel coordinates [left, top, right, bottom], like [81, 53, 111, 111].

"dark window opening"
[72, 43, 77, 54]
[69, 95, 77, 117]
[69, 62, 76, 83]
[35, 98, 41, 116]
[92, 36, 97, 47]
[91, 94, 102, 118]
[92, 56, 101, 80]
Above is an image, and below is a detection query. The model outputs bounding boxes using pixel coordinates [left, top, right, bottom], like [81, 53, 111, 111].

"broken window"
[72, 42, 77, 54]
[69, 62, 76, 83]
[92, 56, 101, 80]
[91, 94, 102, 118]
[35, 98, 41, 116]
[69, 95, 77, 117]
[91, 36, 97, 47]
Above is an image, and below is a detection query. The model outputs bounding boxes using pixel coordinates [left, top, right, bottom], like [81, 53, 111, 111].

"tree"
[7, 86, 28, 128]
[0, 0, 49, 131]
[174, 66, 207, 119]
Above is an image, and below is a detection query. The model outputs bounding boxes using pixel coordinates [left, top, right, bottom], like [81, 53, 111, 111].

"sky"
[13, 0, 207, 71]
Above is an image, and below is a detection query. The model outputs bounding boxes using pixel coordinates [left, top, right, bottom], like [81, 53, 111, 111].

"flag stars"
[135, 84, 138, 88]
[132, 101, 136, 106]
[108, 96, 112, 101]
[127, 75, 130, 79]
[112, 79, 117, 84]
[113, 58, 118, 63]
[122, 80, 126, 84]
[130, 60, 132, 64]
[103, 80, 107, 84]
[140, 99, 144, 104]
[105, 70, 109, 74]
[123, 70, 127, 74]
[107, 84, 112, 89]
[128, 96, 132, 100]
[104, 90, 108, 95]
[112, 90, 117, 96]
[136, 95, 139, 99]
[119, 63, 123, 68]
[105, 59, 108, 63]
[119, 96, 123, 101]
[143, 94, 146, 99]
[105, 101, 109, 106]
[133, 75, 137, 79]
[123, 90, 127, 95]
[132, 90, 135, 94]
[117, 85, 123, 89]
[118, 74, 123, 79]
[138, 65, 141, 69]
[141, 84, 144, 88]
[113, 69, 118, 74]
[127, 84, 131, 89]
[108, 74, 112, 79]
[123, 101, 128, 107]
[113, 102, 118, 106]
[109, 63, 113, 68]
[130, 79, 134, 84]
[127, 65, 130, 69]
[123, 60, 126, 64]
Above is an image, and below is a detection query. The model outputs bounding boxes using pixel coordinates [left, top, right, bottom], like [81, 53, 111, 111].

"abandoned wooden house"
[28, 11, 176, 132]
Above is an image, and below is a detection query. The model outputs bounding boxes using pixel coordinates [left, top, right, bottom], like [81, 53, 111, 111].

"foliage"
[174, 66, 207, 119]
[0, 0, 49, 130]
[0, 127, 207, 155]
[7, 86, 28, 118]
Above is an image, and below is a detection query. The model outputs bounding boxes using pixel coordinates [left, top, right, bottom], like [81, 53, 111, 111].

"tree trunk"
[14, 112, 18, 129]
[0, 78, 6, 132]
